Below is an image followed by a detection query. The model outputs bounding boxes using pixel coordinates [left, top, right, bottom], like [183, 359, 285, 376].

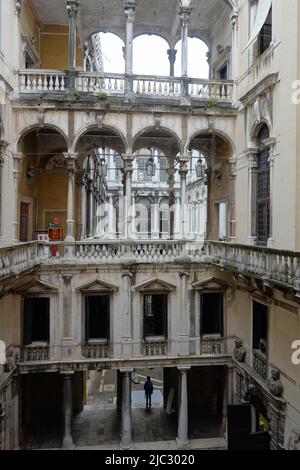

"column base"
[62, 436, 75, 450]
[120, 441, 133, 450]
[247, 236, 257, 246]
[176, 437, 190, 449]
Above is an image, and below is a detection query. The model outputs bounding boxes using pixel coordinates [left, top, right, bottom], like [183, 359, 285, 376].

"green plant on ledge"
[39, 92, 46, 100]
[207, 97, 218, 108]
[73, 90, 81, 100]
[96, 92, 108, 102]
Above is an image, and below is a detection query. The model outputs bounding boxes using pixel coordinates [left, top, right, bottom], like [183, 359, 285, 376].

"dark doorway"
[20, 202, 30, 242]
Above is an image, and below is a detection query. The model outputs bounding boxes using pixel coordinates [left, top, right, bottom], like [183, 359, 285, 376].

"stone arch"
[73, 125, 128, 156]
[186, 128, 235, 157]
[250, 119, 272, 145]
[132, 126, 183, 157]
[16, 124, 70, 154]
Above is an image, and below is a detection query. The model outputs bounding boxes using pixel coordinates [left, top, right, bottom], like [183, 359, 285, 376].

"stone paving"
[25, 367, 225, 449]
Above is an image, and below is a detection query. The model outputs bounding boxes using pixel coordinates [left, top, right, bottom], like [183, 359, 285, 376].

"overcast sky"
[99, 33, 209, 78]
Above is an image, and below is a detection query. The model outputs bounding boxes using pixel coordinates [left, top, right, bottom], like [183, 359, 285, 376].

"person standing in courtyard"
[144, 376, 153, 409]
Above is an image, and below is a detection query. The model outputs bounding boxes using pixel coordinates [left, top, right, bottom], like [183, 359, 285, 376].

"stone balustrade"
[17, 70, 234, 103]
[0, 242, 40, 281]
[199, 336, 226, 355]
[19, 70, 67, 93]
[202, 241, 300, 293]
[143, 340, 168, 357]
[252, 349, 268, 381]
[81, 342, 110, 359]
[1, 240, 300, 294]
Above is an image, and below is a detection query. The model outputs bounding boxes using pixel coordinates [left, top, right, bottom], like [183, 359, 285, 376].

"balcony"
[17, 70, 235, 106]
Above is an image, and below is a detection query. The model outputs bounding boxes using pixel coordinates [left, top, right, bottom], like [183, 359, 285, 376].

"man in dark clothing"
[144, 376, 153, 409]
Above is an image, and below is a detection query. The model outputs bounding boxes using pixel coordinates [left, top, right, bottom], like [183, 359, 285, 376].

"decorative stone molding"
[124, 0, 137, 22]
[233, 338, 246, 363]
[66, 0, 80, 20]
[268, 368, 284, 397]
[240, 73, 279, 107]
[178, 6, 192, 27]
[15, 0, 23, 16]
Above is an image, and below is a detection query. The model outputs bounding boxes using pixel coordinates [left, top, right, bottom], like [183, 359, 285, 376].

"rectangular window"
[144, 294, 167, 338]
[85, 295, 110, 340]
[23, 298, 50, 345]
[252, 301, 268, 353]
[200, 293, 224, 336]
[258, 8, 272, 57]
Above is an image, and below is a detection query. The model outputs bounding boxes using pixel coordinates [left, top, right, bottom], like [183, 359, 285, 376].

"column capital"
[66, 0, 80, 19]
[64, 152, 78, 171]
[177, 366, 191, 372]
[60, 370, 75, 377]
[122, 272, 133, 279]
[15, 0, 23, 17]
[178, 6, 192, 26]
[119, 368, 134, 374]
[13, 153, 23, 173]
[123, 155, 134, 173]
[124, 1, 137, 22]
[167, 49, 177, 64]
[179, 272, 190, 279]
[230, 12, 239, 30]
[0, 140, 9, 152]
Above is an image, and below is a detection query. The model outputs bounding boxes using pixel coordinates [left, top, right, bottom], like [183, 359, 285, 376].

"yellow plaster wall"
[40, 25, 83, 70]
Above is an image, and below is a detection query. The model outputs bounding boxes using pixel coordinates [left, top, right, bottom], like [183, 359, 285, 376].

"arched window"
[174, 37, 209, 78]
[256, 125, 270, 245]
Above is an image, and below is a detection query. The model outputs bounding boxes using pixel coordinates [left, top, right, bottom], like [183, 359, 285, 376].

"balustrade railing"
[252, 350, 268, 381]
[200, 336, 225, 355]
[143, 340, 168, 356]
[203, 241, 300, 292]
[0, 242, 40, 281]
[1, 240, 300, 293]
[18, 70, 234, 102]
[21, 345, 50, 362]
[81, 342, 110, 359]
[76, 72, 125, 94]
[133, 75, 181, 97]
[189, 79, 234, 101]
[19, 70, 67, 93]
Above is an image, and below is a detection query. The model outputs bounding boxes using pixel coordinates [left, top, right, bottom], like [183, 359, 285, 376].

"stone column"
[229, 158, 237, 241]
[179, 272, 190, 355]
[66, 1, 80, 69]
[177, 367, 190, 449]
[61, 372, 74, 449]
[230, 12, 239, 103]
[64, 153, 78, 241]
[12, 153, 23, 242]
[107, 195, 115, 239]
[174, 194, 181, 239]
[124, 1, 137, 92]
[80, 177, 87, 240]
[62, 275, 73, 339]
[120, 370, 133, 450]
[179, 4, 192, 77]
[167, 49, 177, 77]
[123, 155, 133, 239]
[265, 137, 277, 248]
[247, 149, 258, 245]
[121, 272, 133, 355]
[15, 1, 23, 68]
[179, 159, 189, 239]
[152, 194, 160, 239]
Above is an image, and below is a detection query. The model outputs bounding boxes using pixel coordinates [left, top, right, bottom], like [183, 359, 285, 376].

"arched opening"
[75, 128, 126, 240]
[188, 131, 232, 241]
[17, 127, 68, 242]
[174, 37, 209, 78]
[133, 35, 170, 76]
[85, 32, 125, 73]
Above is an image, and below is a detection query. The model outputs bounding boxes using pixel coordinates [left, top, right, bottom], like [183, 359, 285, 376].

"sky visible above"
[98, 33, 209, 78]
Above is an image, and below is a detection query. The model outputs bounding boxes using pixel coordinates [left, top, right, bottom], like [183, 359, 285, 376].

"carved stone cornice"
[239, 73, 279, 107]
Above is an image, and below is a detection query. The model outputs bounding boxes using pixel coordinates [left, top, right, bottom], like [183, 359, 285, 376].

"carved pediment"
[77, 279, 118, 293]
[192, 276, 228, 291]
[134, 278, 176, 292]
[15, 279, 58, 294]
